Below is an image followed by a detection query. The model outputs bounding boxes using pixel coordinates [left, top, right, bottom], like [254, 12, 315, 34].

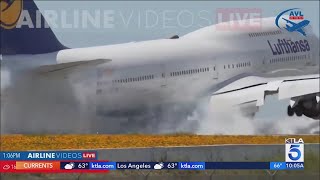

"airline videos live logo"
[285, 138, 304, 162]
[82, 152, 96, 159]
[216, 8, 262, 31]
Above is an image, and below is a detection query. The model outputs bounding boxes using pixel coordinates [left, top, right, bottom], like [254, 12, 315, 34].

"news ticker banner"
[0, 161, 304, 173]
[0, 139, 305, 173]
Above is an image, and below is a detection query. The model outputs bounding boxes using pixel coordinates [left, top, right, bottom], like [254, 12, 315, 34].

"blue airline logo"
[0, 0, 23, 29]
[268, 39, 310, 55]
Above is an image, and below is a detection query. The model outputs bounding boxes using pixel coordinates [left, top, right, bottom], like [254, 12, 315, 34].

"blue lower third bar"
[0, 151, 98, 160]
[205, 162, 270, 170]
[179, 162, 205, 170]
[89, 162, 116, 170]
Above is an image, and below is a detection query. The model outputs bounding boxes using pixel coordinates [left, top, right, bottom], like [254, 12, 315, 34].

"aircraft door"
[212, 64, 218, 79]
[211, 57, 218, 79]
[160, 64, 167, 88]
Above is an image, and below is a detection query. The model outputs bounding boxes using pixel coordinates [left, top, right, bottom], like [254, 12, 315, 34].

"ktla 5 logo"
[285, 138, 304, 162]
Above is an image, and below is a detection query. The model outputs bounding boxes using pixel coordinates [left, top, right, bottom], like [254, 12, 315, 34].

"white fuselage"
[2, 18, 319, 113]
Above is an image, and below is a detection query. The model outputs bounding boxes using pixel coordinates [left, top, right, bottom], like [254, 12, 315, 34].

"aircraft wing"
[210, 74, 320, 108]
[35, 59, 111, 75]
[282, 18, 297, 26]
[296, 28, 306, 36]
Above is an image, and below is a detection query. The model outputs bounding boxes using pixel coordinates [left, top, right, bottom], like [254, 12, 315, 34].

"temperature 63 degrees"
[60, 162, 90, 170]
[166, 162, 178, 169]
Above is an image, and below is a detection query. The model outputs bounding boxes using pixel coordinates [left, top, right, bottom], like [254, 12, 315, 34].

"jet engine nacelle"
[287, 94, 320, 120]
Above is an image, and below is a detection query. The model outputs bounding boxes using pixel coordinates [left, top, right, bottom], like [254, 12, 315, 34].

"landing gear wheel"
[295, 106, 303, 117]
[287, 106, 294, 116]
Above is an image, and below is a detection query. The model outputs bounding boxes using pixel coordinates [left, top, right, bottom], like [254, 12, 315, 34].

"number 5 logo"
[288, 145, 301, 161]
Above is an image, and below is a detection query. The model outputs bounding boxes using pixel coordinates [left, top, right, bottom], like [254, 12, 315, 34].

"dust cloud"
[194, 105, 319, 135]
[194, 95, 320, 135]
[1, 66, 319, 135]
[1, 62, 95, 134]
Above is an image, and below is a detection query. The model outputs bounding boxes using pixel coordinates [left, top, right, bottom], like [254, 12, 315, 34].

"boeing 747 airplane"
[1, 1, 319, 132]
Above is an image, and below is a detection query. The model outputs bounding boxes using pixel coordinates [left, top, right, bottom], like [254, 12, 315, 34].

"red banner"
[0, 161, 109, 173]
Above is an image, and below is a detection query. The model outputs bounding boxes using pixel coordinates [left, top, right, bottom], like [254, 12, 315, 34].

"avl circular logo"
[275, 8, 310, 36]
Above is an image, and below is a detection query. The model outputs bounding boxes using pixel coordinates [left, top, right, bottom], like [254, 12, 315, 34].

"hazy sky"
[35, 1, 319, 48]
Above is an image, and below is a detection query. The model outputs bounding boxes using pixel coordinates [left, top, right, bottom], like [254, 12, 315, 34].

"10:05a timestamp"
[286, 162, 304, 169]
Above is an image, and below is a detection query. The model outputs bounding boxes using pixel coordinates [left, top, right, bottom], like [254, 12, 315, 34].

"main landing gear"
[287, 105, 303, 117]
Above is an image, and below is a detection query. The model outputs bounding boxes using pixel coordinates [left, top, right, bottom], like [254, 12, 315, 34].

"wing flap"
[211, 74, 320, 107]
[211, 84, 266, 107]
[279, 77, 320, 100]
[36, 59, 111, 74]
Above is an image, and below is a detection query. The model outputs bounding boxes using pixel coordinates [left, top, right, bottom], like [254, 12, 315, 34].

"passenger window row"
[248, 30, 282, 37]
[270, 54, 307, 63]
[170, 67, 211, 77]
[224, 62, 251, 69]
[112, 74, 154, 83]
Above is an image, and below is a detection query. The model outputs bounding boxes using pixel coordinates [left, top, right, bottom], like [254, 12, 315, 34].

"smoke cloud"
[195, 105, 319, 135]
[1, 63, 319, 135]
[1, 58, 95, 134]
[195, 95, 320, 135]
